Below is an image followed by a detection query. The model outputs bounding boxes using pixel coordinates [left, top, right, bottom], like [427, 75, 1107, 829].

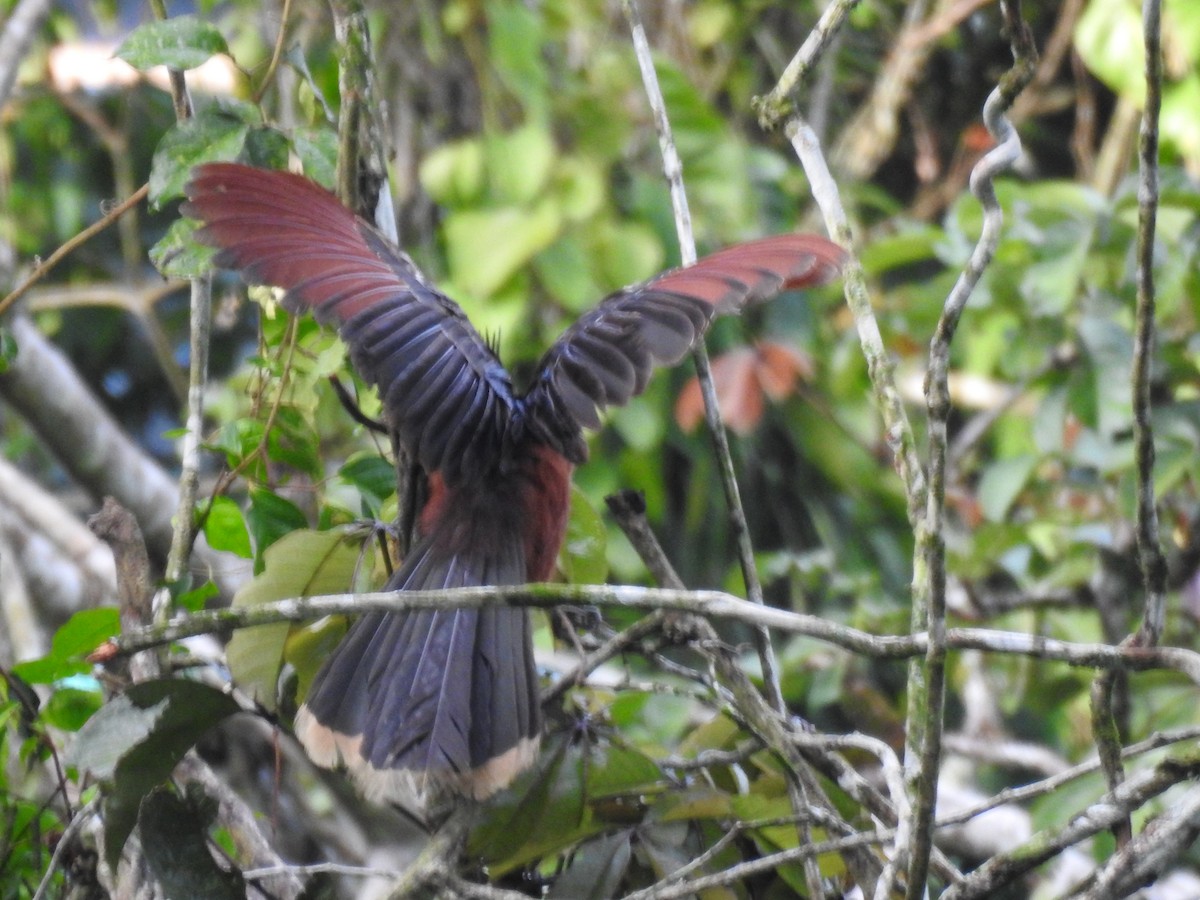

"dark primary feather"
[183, 163, 515, 485]
[526, 234, 846, 459]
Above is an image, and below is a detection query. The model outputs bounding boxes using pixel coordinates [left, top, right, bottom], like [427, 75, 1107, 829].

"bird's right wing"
[184, 163, 515, 484]
[524, 234, 845, 460]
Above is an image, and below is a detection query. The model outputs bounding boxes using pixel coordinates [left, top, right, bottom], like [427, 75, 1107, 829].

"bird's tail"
[294, 534, 540, 802]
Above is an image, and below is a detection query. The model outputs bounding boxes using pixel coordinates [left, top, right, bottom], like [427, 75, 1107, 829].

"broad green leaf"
[42, 684, 103, 732]
[553, 155, 605, 223]
[559, 484, 607, 585]
[338, 454, 396, 514]
[292, 127, 338, 189]
[243, 126, 290, 170]
[149, 108, 251, 208]
[420, 138, 485, 205]
[69, 679, 240, 870]
[203, 495, 252, 558]
[247, 489, 309, 561]
[13, 608, 120, 684]
[471, 734, 595, 873]
[266, 405, 323, 478]
[139, 787, 245, 900]
[486, 124, 556, 204]
[535, 237, 604, 313]
[444, 201, 563, 298]
[588, 220, 663, 291]
[225, 528, 369, 710]
[149, 216, 217, 278]
[487, 1, 548, 118]
[978, 454, 1038, 522]
[284, 617, 349, 702]
[176, 579, 219, 613]
[115, 16, 229, 72]
[585, 743, 661, 799]
[547, 830, 632, 900]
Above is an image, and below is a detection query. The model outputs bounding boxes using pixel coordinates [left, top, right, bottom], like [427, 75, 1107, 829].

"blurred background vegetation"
[2, 0, 1200, 897]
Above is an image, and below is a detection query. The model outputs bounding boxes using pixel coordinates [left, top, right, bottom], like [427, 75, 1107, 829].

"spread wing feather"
[183, 163, 514, 484]
[526, 234, 845, 459]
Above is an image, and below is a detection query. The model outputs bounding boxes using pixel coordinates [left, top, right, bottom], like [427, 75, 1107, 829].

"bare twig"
[0, 185, 150, 318]
[0, 0, 52, 111]
[620, 0, 786, 723]
[939, 752, 1200, 900]
[787, 121, 927, 523]
[252, 0, 295, 104]
[100, 585, 1200, 686]
[1131, 0, 1166, 647]
[1085, 0, 1166, 861]
[753, 0, 860, 129]
[1081, 782, 1200, 899]
[146, 0, 213, 614]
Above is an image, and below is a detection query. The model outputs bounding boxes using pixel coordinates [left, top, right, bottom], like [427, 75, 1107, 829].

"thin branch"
[1081, 782, 1200, 899]
[906, 2, 1037, 892]
[146, 0, 213, 614]
[939, 752, 1200, 900]
[936, 724, 1200, 834]
[829, 0, 934, 179]
[753, 0, 859, 129]
[99, 584, 1200, 684]
[252, 0, 295, 104]
[786, 120, 927, 523]
[32, 799, 99, 900]
[1132, 0, 1166, 646]
[0, 0, 52, 111]
[0, 184, 150, 318]
[620, 0, 787, 722]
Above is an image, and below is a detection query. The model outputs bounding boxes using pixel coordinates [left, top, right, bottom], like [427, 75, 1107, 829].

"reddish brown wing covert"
[183, 163, 515, 484]
[525, 234, 845, 456]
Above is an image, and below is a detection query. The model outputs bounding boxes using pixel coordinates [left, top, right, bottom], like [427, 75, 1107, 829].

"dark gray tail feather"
[294, 533, 540, 802]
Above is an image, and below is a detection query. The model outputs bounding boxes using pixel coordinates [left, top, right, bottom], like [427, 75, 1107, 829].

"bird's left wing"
[524, 234, 846, 461]
[184, 163, 515, 484]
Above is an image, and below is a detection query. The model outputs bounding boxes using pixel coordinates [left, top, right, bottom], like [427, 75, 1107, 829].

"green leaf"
[284, 617, 348, 700]
[115, 16, 229, 72]
[292, 127, 338, 189]
[978, 454, 1038, 523]
[585, 743, 661, 799]
[68, 680, 240, 870]
[486, 124, 556, 204]
[547, 830, 632, 900]
[149, 107, 252, 208]
[42, 684, 103, 732]
[243, 126, 290, 170]
[534, 237, 603, 313]
[444, 201, 562, 298]
[247, 489, 309, 560]
[559, 484, 607, 585]
[419, 138, 485, 205]
[176, 579, 219, 614]
[338, 454, 396, 514]
[487, 1, 548, 118]
[0, 326, 18, 373]
[203, 495, 252, 558]
[226, 528, 370, 710]
[139, 787, 245, 900]
[13, 608, 120, 684]
[149, 216, 217, 278]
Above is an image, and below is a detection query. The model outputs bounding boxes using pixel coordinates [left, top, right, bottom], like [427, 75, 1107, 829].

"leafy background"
[1, 0, 1200, 897]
